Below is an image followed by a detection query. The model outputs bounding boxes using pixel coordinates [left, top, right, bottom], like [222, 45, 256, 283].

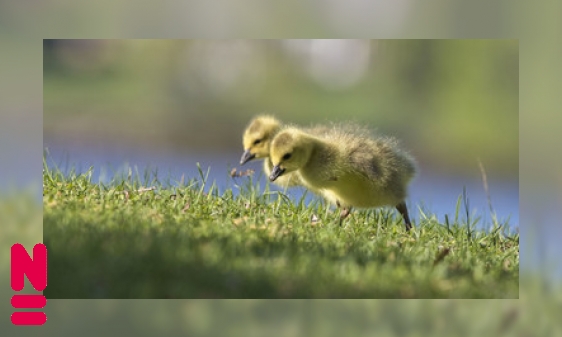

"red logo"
[10, 243, 47, 325]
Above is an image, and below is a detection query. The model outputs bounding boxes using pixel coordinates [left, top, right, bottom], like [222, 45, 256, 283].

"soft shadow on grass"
[43, 163, 518, 299]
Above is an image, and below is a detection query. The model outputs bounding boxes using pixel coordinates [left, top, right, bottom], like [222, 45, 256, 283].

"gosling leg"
[339, 207, 352, 226]
[396, 201, 413, 231]
[336, 200, 352, 226]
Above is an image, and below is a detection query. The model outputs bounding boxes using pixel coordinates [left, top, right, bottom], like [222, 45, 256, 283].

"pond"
[44, 141, 519, 231]
[45, 141, 562, 281]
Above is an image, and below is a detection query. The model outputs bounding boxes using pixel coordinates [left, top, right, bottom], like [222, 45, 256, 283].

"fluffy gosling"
[268, 126, 417, 231]
[240, 115, 300, 188]
[240, 115, 329, 189]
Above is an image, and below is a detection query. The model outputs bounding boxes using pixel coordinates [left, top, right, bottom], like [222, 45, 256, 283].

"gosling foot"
[339, 206, 352, 226]
[396, 201, 413, 231]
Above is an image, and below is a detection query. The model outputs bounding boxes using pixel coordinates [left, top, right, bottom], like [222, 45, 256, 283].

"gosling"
[240, 115, 329, 189]
[268, 126, 417, 231]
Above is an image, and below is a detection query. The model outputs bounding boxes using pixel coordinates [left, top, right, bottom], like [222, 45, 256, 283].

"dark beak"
[240, 149, 256, 165]
[269, 165, 285, 182]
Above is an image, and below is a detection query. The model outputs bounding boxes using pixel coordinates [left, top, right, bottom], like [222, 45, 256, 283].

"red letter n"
[11, 243, 47, 292]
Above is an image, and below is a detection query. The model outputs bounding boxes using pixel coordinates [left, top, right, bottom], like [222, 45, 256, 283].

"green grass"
[43, 162, 519, 299]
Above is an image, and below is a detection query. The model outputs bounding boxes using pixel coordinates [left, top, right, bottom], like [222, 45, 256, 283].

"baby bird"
[240, 115, 301, 188]
[240, 115, 330, 189]
[268, 126, 417, 231]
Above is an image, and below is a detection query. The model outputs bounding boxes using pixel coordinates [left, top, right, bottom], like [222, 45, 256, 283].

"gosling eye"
[253, 139, 262, 145]
[282, 153, 292, 161]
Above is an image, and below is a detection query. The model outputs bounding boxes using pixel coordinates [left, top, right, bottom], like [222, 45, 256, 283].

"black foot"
[396, 201, 413, 231]
[339, 206, 352, 226]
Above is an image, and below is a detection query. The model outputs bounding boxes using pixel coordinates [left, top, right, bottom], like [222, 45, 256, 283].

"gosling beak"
[269, 165, 285, 182]
[240, 149, 256, 165]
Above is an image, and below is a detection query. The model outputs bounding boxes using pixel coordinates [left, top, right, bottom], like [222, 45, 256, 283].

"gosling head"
[240, 115, 281, 165]
[269, 129, 312, 182]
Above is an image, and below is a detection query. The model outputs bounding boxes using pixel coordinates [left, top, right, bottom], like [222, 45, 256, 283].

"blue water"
[44, 142, 519, 231]
[45, 141, 562, 282]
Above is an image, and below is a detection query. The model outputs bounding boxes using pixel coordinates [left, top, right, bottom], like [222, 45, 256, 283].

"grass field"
[43, 162, 519, 299]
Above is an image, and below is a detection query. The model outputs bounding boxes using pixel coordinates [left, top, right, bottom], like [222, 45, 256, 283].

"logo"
[11, 243, 47, 325]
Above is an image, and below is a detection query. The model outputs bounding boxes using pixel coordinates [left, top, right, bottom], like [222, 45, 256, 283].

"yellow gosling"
[240, 115, 300, 188]
[268, 126, 417, 231]
[240, 115, 330, 189]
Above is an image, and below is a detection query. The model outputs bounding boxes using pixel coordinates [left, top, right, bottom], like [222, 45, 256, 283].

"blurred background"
[3, 0, 562, 335]
[44, 39, 519, 228]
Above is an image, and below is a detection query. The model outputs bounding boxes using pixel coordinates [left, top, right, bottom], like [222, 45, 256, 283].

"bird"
[268, 125, 417, 231]
[240, 115, 330, 189]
